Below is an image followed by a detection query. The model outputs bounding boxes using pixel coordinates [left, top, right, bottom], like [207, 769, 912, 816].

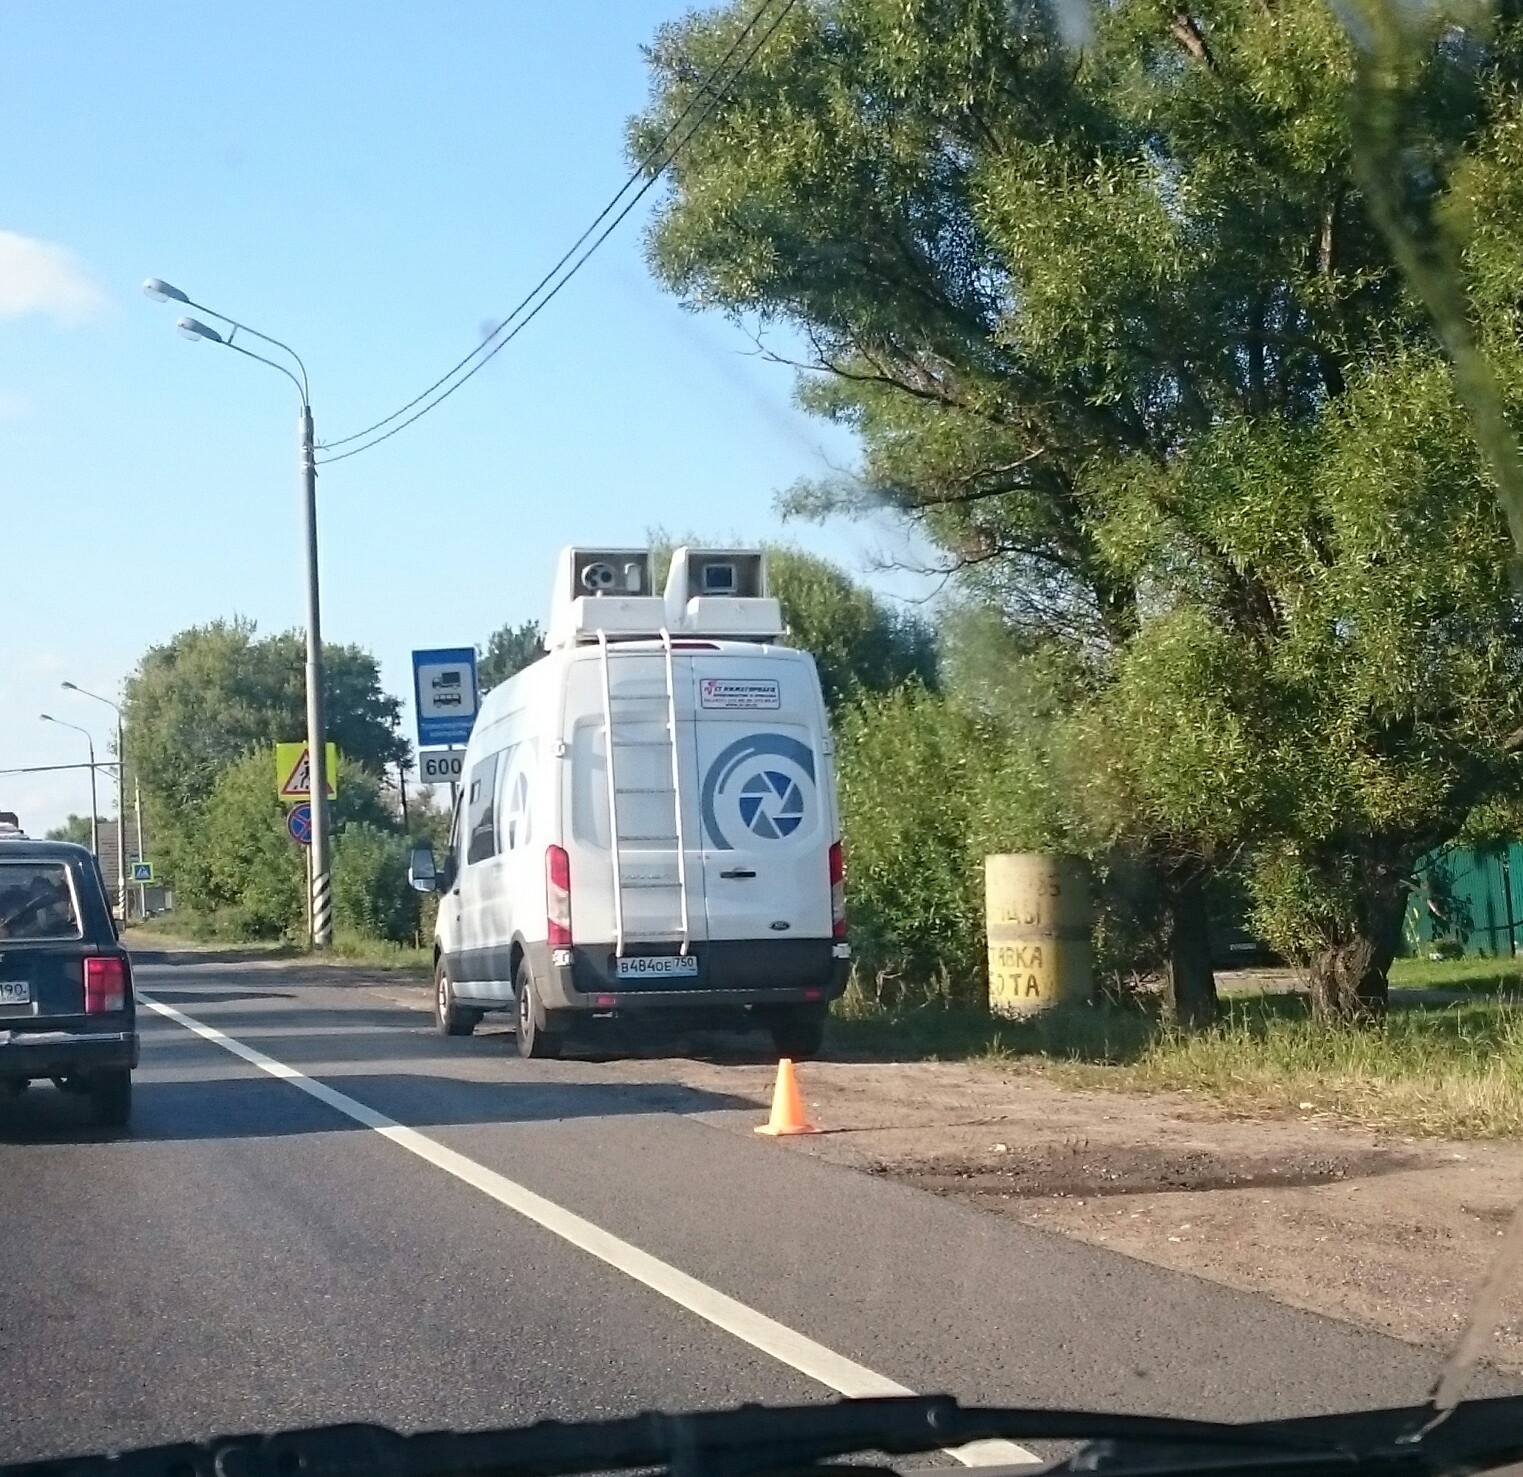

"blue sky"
[0, 1, 928, 838]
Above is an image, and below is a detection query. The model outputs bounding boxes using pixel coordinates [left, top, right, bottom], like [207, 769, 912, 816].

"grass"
[830, 953, 1523, 1140]
[326, 929, 431, 976]
[1389, 953, 1523, 994]
[124, 914, 431, 977]
[126, 913, 299, 956]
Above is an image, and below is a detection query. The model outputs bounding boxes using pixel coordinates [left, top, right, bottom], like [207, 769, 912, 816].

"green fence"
[1407, 845, 1523, 958]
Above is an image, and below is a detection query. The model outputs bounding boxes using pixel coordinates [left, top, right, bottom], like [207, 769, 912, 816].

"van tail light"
[546, 845, 573, 948]
[829, 841, 847, 940]
[84, 955, 127, 1014]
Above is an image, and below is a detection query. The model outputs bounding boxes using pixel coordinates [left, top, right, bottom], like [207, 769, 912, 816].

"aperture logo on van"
[700, 733, 816, 851]
[699, 678, 780, 711]
[739, 771, 805, 839]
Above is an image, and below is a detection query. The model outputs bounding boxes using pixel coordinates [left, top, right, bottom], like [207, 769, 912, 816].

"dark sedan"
[0, 839, 138, 1127]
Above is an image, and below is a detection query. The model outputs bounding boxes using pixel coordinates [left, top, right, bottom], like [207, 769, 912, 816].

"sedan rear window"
[0, 863, 81, 940]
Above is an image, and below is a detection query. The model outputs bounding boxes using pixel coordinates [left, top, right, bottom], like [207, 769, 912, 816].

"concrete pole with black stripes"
[300, 402, 333, 947]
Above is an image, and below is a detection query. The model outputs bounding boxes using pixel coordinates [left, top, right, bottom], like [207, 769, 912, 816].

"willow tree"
[632, 0, 1523, 1017]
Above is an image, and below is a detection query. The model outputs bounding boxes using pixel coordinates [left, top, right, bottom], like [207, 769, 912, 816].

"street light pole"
[143, 278, 332, 947]
[40, 715, 99, 859]
[62, 682, 127, 920]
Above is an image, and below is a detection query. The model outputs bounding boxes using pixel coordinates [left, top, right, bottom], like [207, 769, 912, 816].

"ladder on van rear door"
[597, 631, 691, 959]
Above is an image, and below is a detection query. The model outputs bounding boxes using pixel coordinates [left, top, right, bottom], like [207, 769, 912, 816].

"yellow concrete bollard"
[985, 853, 1094, 1016]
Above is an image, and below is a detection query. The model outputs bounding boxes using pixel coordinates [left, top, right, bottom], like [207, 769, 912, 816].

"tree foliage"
[768, 547, 937, 707]
[170, 749, 304, 937]
[124, 621, 412, 944]
[479, 621, 546, 692]
[166, 748, 396, 938]
[632, 0, 1523, 1016]
[45, 816, 97, 846]
[124, 619, 408, 819]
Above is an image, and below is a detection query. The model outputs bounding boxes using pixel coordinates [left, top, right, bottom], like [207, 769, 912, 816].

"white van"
[412, 546, 850, 1059]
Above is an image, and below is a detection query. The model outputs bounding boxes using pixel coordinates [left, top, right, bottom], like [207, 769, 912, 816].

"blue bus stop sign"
[287, 802, 313, 846]
[413, 647, 479, 748]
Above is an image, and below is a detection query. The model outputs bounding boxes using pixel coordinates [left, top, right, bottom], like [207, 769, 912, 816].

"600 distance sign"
[418, 750, 464, 786]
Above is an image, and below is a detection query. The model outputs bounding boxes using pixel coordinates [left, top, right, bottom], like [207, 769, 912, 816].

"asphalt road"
[0, 951, 1492, 1467]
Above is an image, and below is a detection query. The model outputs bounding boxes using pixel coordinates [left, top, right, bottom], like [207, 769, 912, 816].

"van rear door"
[688, 654, 834, 943]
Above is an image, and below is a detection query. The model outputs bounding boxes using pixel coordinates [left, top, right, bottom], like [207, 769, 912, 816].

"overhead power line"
[319, 0, 780, 454]
[317, 0, 800, 466]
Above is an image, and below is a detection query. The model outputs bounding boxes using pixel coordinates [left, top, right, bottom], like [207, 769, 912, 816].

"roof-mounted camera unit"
[547, 545, 783, 646]
[664, 548, 782, 639]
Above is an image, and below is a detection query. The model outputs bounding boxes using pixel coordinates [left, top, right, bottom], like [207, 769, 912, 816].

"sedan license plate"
[0, 980, 31, 1007]
[615, 955, 699, 980]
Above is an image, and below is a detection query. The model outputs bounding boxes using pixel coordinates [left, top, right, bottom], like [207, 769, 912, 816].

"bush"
[159, 746, 414, 944]
[836, 683, 1168, 1006]
[333, 823, 420, 944]
[836, 687, 1046, 1006]
[170, 750, 304, 938]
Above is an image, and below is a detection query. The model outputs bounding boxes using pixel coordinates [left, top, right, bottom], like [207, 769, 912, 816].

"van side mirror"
[408, 845, 438, 893]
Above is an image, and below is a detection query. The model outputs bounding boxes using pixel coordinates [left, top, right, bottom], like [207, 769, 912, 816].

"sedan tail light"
[546, 845, 573, 947]
[84, 955, 127, 1014]
[829, 841, 847, 941]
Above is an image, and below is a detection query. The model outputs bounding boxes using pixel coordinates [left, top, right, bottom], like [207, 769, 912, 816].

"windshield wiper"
[4, 1394, 1493, 1477]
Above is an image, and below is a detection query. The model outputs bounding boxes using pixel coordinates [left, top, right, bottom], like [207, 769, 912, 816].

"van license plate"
[0, 981, 30, 1007]
[615, 956, 699, 980]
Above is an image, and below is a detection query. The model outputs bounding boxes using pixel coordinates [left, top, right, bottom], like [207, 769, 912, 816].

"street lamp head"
[176, 316, 223, 344]
[61, 681, 78, 692]
[39, 713, 55, 724]
[143, 277, 189, 304]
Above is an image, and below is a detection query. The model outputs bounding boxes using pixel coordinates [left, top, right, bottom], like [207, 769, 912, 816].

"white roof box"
[664, 547, 783, 640]
[546, 546, 667, 648]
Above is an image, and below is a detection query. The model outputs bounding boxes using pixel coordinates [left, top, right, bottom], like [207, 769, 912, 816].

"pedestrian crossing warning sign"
[275, 742, 339, 802]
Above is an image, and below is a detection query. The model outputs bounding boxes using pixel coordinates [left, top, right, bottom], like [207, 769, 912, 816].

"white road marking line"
[139, 992, 1037, 1467]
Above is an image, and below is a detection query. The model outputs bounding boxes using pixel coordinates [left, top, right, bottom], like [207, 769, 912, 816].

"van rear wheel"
[435, 960, 479, 1037]
[516, 959, 563, 1060]
[768, 1005, 827, 1062]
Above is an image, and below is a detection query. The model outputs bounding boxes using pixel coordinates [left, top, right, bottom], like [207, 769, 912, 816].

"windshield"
[10, 0, 1523, 1474]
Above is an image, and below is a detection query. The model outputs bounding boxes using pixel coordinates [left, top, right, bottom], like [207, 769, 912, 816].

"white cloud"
[0, 230, 107, 323]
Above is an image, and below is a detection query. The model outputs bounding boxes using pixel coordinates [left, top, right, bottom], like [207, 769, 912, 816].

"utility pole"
[86, 740, 98, 860]
[111, 714, 125, 917]
[301, 403, 333, 947]
[134, 778, 146, 919]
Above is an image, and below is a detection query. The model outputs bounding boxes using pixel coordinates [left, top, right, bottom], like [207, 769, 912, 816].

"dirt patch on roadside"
[898, 1141, 1417, 1200]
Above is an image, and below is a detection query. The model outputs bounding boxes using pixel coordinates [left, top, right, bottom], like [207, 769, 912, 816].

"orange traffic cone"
[755, 1058, 820, 1136]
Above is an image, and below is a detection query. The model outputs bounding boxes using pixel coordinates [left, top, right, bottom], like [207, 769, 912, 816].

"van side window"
[465, 752, 501, 864]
